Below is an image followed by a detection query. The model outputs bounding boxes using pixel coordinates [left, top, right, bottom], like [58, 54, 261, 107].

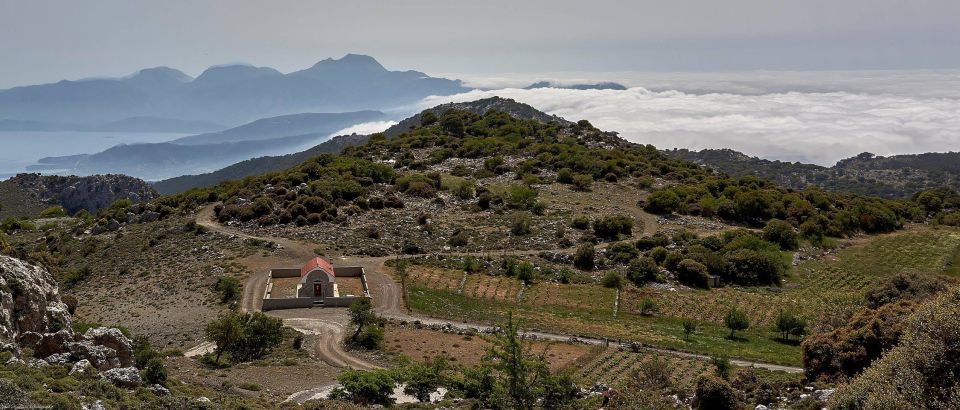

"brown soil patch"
[336, 277, 363, 296]
[165, 354, 338, 402]
[271, 277, 301, 298]
[384, 325, 591, 370]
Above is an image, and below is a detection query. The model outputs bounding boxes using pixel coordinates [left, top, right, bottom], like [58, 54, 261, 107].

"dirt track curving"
[193, 204, 803, 374]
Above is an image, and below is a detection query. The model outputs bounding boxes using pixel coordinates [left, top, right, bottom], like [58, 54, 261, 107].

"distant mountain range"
[153, 97, 562, 193]
[525, 81, 627, 90]
[31, 111, 386, 181]
[0, 116, 224, 133]
[666, 149, 960, 198]
[0, 54, 468, 126]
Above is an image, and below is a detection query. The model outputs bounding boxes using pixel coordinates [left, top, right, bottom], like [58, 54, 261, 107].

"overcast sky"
[2, 0, 959, 88]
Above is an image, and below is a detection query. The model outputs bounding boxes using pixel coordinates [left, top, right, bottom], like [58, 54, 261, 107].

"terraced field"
[575, 348, 712, 390]
[400, 226, 960, 366]
[621, 227, 960, 328]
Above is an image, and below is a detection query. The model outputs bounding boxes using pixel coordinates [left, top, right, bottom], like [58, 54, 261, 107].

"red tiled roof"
[300, 257, 334, 277]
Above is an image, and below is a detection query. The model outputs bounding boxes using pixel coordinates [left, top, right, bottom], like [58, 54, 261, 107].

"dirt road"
[194, 204, 803, 374]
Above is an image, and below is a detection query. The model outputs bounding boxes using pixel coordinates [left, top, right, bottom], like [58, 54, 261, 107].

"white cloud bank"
[421, 86, 960, 166]
[331, 120, 397, 137]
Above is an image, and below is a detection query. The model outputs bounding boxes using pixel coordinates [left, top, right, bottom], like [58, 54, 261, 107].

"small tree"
[335, 368, 396, 406]
[683, 319, 697, 341]
[349, 298, 378, 342]
[774, 310, 807, 341]
[402, 356, 449, 402]
[724, 307, 750, 339]
[486, 312, 547, 408]
[205, 312, 242, 363]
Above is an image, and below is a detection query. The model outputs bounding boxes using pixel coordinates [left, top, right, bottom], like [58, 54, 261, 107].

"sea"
[0, 131, 187, 179]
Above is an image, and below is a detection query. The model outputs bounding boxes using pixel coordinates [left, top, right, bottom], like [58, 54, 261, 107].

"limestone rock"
[70, 359, 94, 375]
[103, 367, 142, 388]
[149, 384, 171, 396]
[0, 255, 71, 344]
[83, 327, 134, 367]
[5, 173, 158, 215]
[0, 256, 135, 371]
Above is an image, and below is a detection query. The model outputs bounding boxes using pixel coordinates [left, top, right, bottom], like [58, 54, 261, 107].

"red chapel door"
[313, 283, 322, 297]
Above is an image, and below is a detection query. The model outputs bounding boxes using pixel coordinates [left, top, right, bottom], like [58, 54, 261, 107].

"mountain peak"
[193, 64, 283, 86]
[297, 54, 387, 77]
[123, 67, 192, 90]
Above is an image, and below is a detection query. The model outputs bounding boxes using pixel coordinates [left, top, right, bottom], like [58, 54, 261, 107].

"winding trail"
[194, 204, 803, 376]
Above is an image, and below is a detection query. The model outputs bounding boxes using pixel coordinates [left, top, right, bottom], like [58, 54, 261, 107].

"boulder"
[45, 352, 72, 365]
[140, 211, 160, 223]
[103, 367, 142, 388]
[149, 384, 171, 396]
[83, 327, 134, 367]
[82, 400, 107, 410]
[28, 329, 77, 358]
[814, 389, 835, 401]
[70, 359, 94, 375]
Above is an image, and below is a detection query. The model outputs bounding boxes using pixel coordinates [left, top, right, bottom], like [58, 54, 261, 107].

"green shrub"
[573, 243, 595, 270]
[510, 212, 532, 236]
[762, 219, 799, 250]
[39, 206, 67, 218]
[571, 174, 593, 191]
[676, 259, 710, 289]
[214, 276, 241, 304]
[601, 272, 625, 289]
[592, 214, 634, 240]
[571, 215, 590, 230]
[627, 256, 659, 285]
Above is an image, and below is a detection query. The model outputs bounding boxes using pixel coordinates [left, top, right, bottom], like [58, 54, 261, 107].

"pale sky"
[2, 0, 959, 88]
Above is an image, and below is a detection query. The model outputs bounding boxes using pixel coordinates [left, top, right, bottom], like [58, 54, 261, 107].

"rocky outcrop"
[0, 255, 134, 371]
[5, 173, 158, 214]
[103, 367, 142, 388]
[0, 255, 71, 343]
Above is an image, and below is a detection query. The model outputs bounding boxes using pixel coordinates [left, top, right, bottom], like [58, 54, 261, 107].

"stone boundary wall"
[262, 265, 370, 310]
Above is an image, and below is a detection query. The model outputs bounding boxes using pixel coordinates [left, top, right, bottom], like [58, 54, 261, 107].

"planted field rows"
[621, 228, 960, 327]
[575, 348, 711, 390]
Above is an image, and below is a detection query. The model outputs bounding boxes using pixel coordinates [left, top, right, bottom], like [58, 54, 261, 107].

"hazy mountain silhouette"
[0, 54, 468, 126]
[32, 111, 386, 180]
[525, 81, 627, 90]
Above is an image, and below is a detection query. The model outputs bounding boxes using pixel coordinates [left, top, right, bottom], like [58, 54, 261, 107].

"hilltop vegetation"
[668, 148, 960, 199]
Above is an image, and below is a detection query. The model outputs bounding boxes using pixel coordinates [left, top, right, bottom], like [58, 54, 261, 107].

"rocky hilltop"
[5, 173, 158, 214]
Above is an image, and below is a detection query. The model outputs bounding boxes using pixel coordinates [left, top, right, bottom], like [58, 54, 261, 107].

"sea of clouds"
[423, 70, 960, 165]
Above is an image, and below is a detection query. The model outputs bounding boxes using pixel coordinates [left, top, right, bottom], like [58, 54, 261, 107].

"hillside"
[0, 54, 468, 125]
[153, 97, 564, 194]
[172, 111, 384, 145]
[152, 133, 370, 194]
[5, 99, 958, 409]
[2, 173, 157, 215]
[666, 148, 960, 198]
